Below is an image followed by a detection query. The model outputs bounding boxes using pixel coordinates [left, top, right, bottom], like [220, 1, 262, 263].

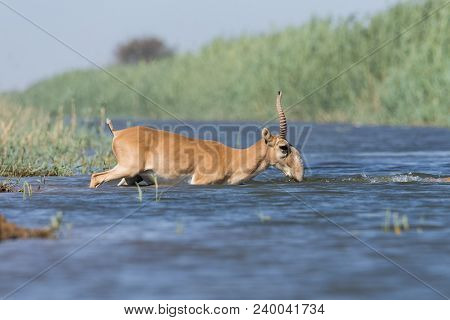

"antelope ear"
[262, 128, 274, 145]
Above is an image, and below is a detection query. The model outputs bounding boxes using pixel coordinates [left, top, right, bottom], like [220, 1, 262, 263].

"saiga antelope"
[89, 91, 304, 188]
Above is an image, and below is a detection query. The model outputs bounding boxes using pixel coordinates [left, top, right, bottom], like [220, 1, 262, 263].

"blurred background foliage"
[3, 0, 449, 127]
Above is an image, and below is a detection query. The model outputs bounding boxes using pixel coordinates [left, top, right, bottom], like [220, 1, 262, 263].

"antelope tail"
[106, 118, 115, 136]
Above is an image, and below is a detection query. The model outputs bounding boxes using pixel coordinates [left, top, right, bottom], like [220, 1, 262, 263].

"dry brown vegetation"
[0, 214, 54, 241]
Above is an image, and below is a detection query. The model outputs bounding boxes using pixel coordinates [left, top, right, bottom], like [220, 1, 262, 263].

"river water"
[1, 122, 449, 299]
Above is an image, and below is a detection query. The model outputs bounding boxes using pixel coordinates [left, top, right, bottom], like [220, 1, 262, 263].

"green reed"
[0, 99, 115, 177]
[4, 0, 449, 127]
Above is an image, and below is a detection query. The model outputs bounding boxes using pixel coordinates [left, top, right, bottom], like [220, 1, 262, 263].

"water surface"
[1, 122, 449, 299]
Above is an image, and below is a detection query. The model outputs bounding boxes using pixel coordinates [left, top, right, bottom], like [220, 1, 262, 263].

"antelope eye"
[279, 145, 289, 152]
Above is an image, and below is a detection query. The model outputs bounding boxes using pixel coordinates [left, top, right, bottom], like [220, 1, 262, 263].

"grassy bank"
[0, 99, 114, 177]
[4, 0, 450, 127]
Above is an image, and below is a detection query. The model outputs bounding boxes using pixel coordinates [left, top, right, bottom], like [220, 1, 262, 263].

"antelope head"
[261, 91, 304, 182]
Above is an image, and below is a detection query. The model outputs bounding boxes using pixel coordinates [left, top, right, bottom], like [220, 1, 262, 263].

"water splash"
[304, 172, 449, 184]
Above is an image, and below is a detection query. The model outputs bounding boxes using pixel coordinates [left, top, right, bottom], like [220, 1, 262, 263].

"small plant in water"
[256, 212, 272, 223]
[50, 211, 64, 231]
[22, 181, 33, 200]
[135, 182, 143, 203]
[134, 176, 162, 204]
[154, 176, 160, 202]
[36, 176, 46, 191]
[383, 209, 410, 235]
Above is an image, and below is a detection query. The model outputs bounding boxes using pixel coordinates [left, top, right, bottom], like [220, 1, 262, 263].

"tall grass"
[5, 0, 450, 126]
[0, 99, 114, 177]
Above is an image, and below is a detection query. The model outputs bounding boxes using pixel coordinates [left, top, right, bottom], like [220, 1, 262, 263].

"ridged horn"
[276, 91, 287, 139]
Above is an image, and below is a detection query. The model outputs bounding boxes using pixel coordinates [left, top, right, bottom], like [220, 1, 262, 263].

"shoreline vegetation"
[2, 0, 449, 127]
[0, 100, 114, 177]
